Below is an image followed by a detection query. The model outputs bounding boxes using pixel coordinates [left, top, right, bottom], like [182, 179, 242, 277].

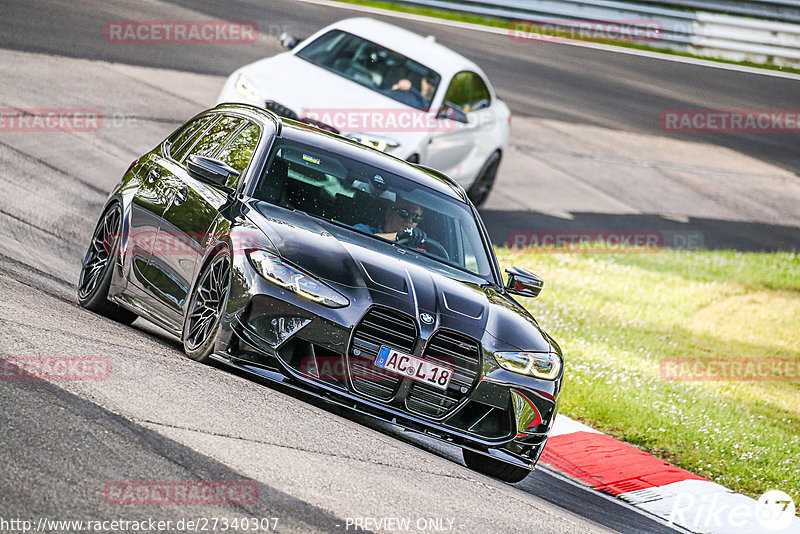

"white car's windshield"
[252, 138, 493, 279]
[295, 30, 441, 112]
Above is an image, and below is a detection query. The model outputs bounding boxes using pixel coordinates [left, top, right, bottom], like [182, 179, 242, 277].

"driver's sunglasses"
[392, 207, 423, 223]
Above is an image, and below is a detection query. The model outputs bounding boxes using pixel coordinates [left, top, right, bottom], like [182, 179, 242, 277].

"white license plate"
[374, 346, 453, 390]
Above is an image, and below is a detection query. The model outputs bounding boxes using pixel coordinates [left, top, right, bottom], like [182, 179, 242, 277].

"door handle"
[174, 187, 188, 205]
[147, 168, 160, 184]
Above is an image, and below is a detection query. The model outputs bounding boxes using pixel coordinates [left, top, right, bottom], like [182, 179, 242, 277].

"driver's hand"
[392, 79, 412, 91]
[396, 227, 426, 248]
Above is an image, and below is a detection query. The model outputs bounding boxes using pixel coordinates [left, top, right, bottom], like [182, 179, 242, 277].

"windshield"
[251, 138, 493, 278]
[295, 30, 441, 112]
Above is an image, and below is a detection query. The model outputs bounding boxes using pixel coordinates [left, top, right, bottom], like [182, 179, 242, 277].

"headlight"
[494, 351, 561, 380]
[246, 250, 349, 308]
[345, 133, 400, 153]
[234, 74, 263, 103]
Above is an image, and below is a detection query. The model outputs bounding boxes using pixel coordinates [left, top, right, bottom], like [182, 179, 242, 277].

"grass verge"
[328, 0, 800, 75]
[494, 248, 800, 502]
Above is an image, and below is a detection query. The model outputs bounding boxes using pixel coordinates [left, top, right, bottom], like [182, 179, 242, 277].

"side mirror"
[278, 32, 303, 50]
[505, 266, 544, 298]
[186, 155, 238, 193]
[436, 101, 469, 124]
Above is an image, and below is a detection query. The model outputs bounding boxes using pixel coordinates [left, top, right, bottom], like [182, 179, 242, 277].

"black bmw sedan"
[78, 103, 563, 483]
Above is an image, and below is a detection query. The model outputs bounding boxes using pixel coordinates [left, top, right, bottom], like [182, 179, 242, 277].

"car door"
[424, 71, 494, 183]
[150, 116, 262, 324]
[127, 114, 215, 293]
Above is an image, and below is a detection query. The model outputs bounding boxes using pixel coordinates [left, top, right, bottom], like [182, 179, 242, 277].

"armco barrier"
[394, 0, 800, 66]
[635, 0, 800, 24]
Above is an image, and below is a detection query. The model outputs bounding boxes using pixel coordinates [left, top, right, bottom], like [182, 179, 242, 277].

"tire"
[77, 203, 138, 325]
[466, 151, 501, 207]
[462, 449, 531, 483]
[182, 249, 231, 363]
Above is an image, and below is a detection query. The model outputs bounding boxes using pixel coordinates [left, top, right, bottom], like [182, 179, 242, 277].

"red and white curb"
[542, 415, 799, 533]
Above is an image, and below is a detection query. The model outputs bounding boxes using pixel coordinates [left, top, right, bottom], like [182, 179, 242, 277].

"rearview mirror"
[436, 102, 468, 124]
[278, 32, 303, 50]
[186, 155, 238, 193]
[505, 267, 544, 298]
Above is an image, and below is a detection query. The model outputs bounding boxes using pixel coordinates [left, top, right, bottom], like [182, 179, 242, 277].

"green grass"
[494, 248, 800, 502]
[331, 0, 800, 75]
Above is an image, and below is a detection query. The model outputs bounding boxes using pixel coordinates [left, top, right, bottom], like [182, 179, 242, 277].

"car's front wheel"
[466, 151, 501, 207]
[77, 203, 138, 324]
[462, 449, 530, 483]
[182, 249, 231, 362]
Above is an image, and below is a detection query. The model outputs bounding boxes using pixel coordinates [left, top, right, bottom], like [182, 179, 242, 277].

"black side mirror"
[436, 101, 469, 124]
[505, 266, 544, 298]
[186, 155, 238, 194]
[278, 32, 303, 50]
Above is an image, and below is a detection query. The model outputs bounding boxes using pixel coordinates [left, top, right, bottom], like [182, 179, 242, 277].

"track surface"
[4, 0, 799, 252]
[3, 0, 800, 174]
[0, 0, 796, 532]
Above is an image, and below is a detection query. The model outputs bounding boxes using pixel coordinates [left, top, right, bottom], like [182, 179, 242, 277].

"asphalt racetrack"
[1, 0, 798, 532]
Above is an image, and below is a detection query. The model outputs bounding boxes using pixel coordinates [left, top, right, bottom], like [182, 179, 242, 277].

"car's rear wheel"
[77, 203, 138, 324]
[462, 449, 530, 483]
[182, 249, 231, 363]
[466, 151, 501, 207]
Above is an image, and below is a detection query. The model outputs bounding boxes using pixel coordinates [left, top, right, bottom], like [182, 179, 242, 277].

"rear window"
[166, 115, 213, 159]
[184, 116, 244, 162]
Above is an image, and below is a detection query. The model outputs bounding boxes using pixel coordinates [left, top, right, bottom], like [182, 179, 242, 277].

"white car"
[217, 17, 510, 206]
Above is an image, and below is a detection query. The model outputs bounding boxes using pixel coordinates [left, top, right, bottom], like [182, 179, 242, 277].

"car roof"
[212, 103, 468, 202]
[306, 17, 485, 81]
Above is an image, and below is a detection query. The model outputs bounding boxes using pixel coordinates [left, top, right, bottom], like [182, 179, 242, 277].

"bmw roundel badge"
[420, 313, 434, 324]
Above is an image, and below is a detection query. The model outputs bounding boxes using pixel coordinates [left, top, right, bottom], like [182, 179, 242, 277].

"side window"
[183, 115, 244, 162]
[166, 116, 212, 159]
[443, 71, 491, 112]
[443, 71, 472, 110]
[470, 74, 491, 111]
[173, 116, 219, 162]
[217, 122, 261, 188]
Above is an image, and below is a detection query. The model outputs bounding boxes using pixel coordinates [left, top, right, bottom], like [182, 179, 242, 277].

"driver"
[391, 76, 436, 103]
[354, 198, 426, 248]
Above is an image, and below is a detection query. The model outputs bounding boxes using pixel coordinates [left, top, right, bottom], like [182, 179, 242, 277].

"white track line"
[296, 0, 800, 81]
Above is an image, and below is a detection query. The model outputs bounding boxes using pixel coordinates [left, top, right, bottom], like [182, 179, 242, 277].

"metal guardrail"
[635, 1, 800, 24]
[400, 0, 697, 49]
[395, 0, 800, 66]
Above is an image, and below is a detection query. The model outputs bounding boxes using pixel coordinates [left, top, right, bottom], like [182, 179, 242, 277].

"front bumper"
[214, 252, 558, 468]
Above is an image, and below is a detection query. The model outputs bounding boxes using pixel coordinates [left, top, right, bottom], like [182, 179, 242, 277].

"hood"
[247, 202, 552, 353]
[236, 54, 427, 150]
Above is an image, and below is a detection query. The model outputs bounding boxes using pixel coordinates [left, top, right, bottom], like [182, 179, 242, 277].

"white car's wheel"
[467, 151, 501, 207]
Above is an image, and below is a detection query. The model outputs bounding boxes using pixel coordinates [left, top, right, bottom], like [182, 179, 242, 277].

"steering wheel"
[387, 88, 424, 109]
[396, 234, 449, 261]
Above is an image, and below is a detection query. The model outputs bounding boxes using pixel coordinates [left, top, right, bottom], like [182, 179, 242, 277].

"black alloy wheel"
[77, 203, 137, 324]
[182, 250, 231, 362]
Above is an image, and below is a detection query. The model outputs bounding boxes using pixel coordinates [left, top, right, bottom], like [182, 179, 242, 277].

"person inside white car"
[390, 75, 436, 106]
